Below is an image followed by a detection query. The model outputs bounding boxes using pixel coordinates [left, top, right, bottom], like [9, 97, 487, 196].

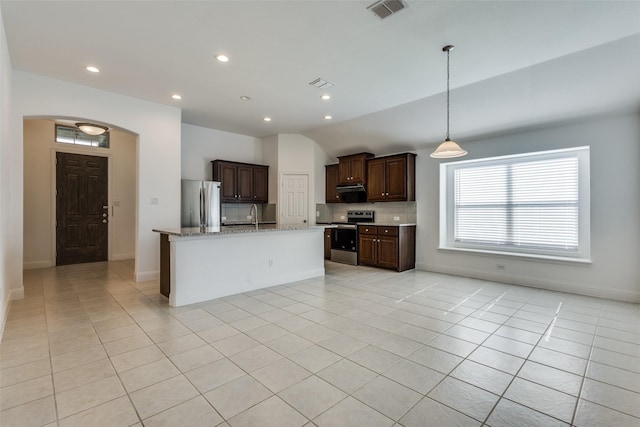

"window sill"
[437, 246, 592, 265]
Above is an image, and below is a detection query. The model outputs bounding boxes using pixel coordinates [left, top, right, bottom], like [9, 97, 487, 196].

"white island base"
[158, 226, 325, 307]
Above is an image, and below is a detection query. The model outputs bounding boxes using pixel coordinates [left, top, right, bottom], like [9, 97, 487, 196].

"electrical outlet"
[496, 264, 506, 270]
[268, 258, 274, 267]
[150, 197, 159, 205]
[221, 216, 227, 221]
[247, 215, 252, 220]
[393, 216, 400, 221]
[340, 215, 346, 220]
[316, 211, 320, 217]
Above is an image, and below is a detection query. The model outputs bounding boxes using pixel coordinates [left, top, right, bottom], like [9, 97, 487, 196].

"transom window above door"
[55, 124, 109, 148]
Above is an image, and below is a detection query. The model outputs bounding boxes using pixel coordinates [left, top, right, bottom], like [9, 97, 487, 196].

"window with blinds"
[440, 147, 590, 260]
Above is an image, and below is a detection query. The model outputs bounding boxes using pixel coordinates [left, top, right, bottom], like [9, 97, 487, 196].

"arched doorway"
[23, 117, 137, 268]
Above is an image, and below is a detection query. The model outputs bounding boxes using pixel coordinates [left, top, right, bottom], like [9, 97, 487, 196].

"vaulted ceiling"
[2, 1, 639, 157]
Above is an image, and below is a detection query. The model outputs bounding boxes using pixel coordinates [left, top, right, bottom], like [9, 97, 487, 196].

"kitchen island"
[153, 224, 327, 307]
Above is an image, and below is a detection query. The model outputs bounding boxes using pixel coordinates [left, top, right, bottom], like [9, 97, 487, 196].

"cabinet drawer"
[358, 225, 378, 235]
[378, 226, 398, 236]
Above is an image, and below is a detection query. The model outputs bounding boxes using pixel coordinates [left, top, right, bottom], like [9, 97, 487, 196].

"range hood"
[336, 183, 367, 203]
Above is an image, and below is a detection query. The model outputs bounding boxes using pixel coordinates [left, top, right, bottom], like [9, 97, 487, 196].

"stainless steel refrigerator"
[181, 180, 221, 228]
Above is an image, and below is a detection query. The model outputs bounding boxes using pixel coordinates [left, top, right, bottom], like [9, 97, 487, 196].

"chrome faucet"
[250, 204, 258, 230]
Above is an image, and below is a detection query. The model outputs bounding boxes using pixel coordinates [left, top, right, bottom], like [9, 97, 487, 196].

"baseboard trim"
[0, 295, 10, 342]
[23, 260, 53, 269]
[111, 253, 135, 261]
[135, 271, 159, 282]
[10, 287, 25, 300]
[416, 262, 640, 303]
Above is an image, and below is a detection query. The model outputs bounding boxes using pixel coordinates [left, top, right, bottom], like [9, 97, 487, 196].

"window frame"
[439, 146, 591, 263]
[55, 124, 110, 148]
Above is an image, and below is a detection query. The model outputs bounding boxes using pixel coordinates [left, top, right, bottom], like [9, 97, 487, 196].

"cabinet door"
[349, 157, 367, 184]
[218, 162, 238, 202]
[324, 228, 332, 259]
[366, 158, 386, 202]
[385, 156, 408, 201]
[253, 166, 269, 202]
[236, 165, 254, 201]
[358, 234, 377, 266]
[377, 235, 399, 270]
[338, 159, 352, 184]
[325, 164, 341, 203]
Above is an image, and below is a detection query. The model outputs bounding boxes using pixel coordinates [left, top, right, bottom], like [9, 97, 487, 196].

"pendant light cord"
[446, 47, 451, 141]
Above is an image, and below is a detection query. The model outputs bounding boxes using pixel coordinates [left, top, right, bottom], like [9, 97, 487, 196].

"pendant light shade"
[76, 122, 109, 136]
[431, 138, 467, 158]
[431, 45, 467, 159]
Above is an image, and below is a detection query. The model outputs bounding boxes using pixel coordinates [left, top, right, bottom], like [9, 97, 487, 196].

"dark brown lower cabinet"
[358, 225, 415, 272]
[160, 233, 170, 298]
[324, 227, 333, 260]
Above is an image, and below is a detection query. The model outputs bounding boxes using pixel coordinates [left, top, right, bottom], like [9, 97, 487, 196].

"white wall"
[262, 135, 279, 204]
[275, 134, 318, 224]
[416, 113, 640, 302]
[314, 142, 331, 204]
[0, 5, 17, 336]
[13, 72, 181, 282]
[23, 120, 136, 267]
[181, 123, 262, 180]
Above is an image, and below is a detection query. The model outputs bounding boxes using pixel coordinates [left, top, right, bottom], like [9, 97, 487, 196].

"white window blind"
[441, 147, 590, 260]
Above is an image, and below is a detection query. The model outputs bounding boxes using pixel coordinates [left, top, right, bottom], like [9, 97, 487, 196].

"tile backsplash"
[316, 202, 416, 224]
[222, 203, 276, 224]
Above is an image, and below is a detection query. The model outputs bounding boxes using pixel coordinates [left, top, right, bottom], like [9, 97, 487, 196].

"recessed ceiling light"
[321, 94, 331, 100]
[240, 96, 251, 101]
[324, 115, 333, 120]
[172, 94, 182, 100]
[263, 117, 272, 122]
[86, 66, 100, 73]
[216, 54, 229, 63]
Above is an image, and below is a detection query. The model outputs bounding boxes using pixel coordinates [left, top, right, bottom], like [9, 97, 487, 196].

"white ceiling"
[2, 1, 639, 157]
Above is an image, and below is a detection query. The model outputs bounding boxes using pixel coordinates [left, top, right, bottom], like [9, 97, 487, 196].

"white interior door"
[280, 174, 309, 225]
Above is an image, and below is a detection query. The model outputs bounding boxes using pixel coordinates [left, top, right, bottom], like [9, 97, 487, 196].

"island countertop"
[153, 223, 331, 237]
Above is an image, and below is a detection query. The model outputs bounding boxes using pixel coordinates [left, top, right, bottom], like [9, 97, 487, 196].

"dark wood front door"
[56, 152, 108, 265]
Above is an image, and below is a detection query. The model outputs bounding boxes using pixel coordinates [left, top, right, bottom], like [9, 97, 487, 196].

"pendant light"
[75, 122, 109, 136]
[431, 45, 467, 158]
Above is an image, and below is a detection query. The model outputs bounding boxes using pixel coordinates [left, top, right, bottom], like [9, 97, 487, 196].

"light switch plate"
[393, 216, 400, 221]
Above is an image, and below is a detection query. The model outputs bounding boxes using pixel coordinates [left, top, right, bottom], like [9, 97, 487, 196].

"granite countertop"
[318, 221, 416, 227]
[153, 223, 326, 237]
[363, 222, 416, 227]
[221, 221, 277, 226]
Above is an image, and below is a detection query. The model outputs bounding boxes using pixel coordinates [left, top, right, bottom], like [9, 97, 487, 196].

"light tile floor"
[1, 260, 639, 426]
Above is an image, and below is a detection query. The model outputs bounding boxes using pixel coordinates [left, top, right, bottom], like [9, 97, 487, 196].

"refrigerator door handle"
[200, 187, 205, 227]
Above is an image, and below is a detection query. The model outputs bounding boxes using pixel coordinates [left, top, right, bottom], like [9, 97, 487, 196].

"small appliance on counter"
[181, 180, 221, 228]
[331, 210, 374, 265]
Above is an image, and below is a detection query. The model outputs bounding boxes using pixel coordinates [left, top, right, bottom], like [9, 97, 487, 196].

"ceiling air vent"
[367, 0, 407, 19]
[309, 78, 335, 90]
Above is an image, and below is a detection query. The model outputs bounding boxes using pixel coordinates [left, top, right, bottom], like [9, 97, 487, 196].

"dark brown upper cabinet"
[337, 153, 374, 185]
[367, 153, 416, 202]
[325, 164, 342, 203]
[212, 160, 269, 203]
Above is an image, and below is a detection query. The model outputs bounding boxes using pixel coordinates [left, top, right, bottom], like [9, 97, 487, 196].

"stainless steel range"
[330, 210, 374, 265]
